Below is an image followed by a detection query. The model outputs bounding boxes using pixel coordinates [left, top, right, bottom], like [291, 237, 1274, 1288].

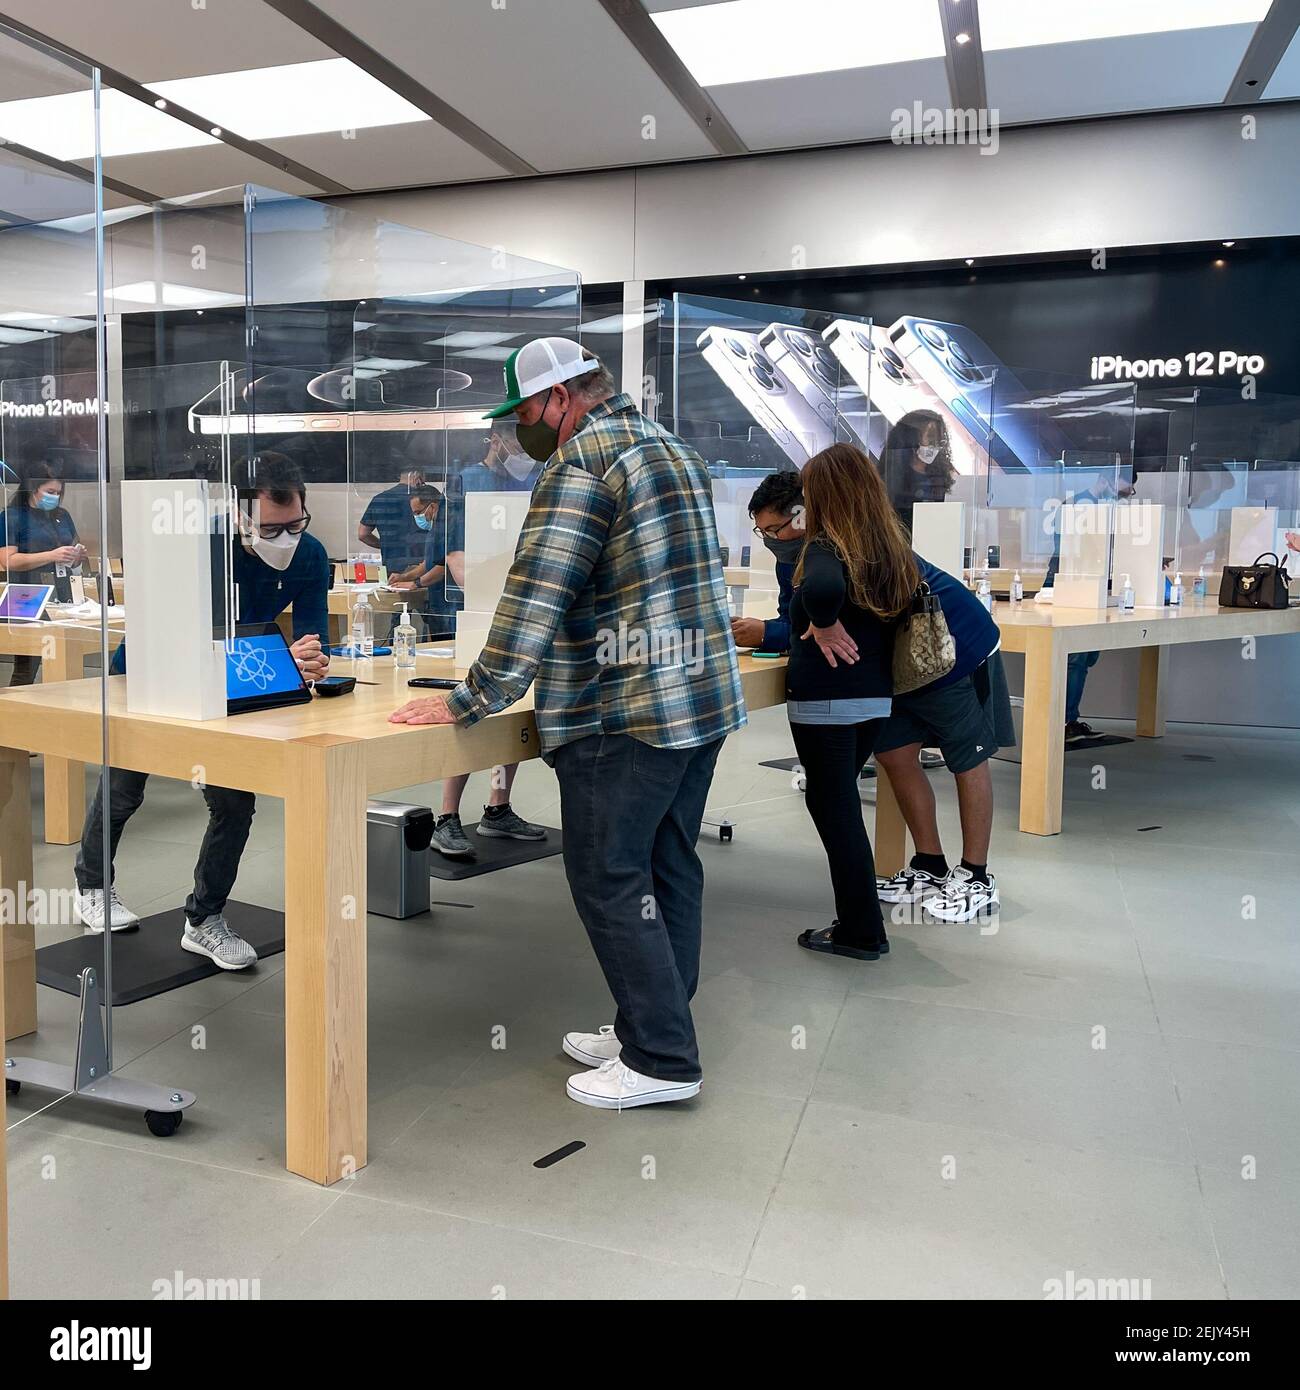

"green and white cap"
[484, 336, 600, 419]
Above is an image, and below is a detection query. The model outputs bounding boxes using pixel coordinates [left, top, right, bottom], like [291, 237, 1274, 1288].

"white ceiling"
[0, 0, 1295, 205]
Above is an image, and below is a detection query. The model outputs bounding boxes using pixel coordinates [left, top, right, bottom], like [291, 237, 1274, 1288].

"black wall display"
[649, 238, 1300, 471]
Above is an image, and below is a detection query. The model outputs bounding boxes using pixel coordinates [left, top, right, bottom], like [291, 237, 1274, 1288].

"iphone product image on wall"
[823, 319, 985, 476]
[697, 327, 828, 466]
[886, 316, 1065, 473]
[758, 323, 872, 456]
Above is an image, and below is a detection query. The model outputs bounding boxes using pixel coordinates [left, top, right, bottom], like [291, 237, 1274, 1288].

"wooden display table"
[0, 650, 785, 1211]
[993, 599, 1300, 838]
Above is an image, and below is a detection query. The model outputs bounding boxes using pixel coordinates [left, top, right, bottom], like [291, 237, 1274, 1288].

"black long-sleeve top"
[786, 539, 897, 702]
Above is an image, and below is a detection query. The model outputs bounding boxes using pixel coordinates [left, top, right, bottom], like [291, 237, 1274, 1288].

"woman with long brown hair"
[787, 443, 918, 960]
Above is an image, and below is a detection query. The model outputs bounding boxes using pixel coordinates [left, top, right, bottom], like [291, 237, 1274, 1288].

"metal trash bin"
[366, 801, 435, 919]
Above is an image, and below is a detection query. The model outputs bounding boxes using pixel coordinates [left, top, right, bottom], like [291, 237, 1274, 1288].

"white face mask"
[248, 528, 301, 572]
[502, 451, 535, 482]
[916, 444, 940, 466]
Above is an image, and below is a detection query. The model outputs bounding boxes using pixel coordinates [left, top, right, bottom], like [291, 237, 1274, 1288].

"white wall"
[339, 105, 1300, 283]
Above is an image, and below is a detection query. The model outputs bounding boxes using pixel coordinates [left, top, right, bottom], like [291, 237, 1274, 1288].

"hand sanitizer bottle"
[1120, 574, 1135, 611]
[977, 573, 994, 613]
[1170, 572, 1184, 607]
[1011, 571, 1024, 604]
[394, 603, 417, 669]
[1193, 565, 1207, 600]
[352, 590, 374, 658]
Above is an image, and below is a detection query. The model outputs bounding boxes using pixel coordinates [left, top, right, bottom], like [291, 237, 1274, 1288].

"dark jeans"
[8, 655, 40, 686]
[552, 732, 723, 1083]
[790, 719, 887, 948]
[75, 768, 256, 926]
[1066, 650, 1101, 724]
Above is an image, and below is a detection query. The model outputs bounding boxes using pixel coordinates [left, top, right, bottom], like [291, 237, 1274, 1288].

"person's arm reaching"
[391, 465, 616, 727]
[290, 542, 331, 647]
[760, 563, 793, 652]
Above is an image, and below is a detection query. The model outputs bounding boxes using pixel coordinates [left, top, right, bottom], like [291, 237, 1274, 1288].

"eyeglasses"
[752, 520, 793, 540]
[254, 512, 310, 540]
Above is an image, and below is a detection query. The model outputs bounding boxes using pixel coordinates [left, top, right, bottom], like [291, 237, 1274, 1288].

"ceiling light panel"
[650, 0, 945, 86]
[147, 59, 427, 143]
[0, 57, 426, 164]
[979, 0, 1271, 52]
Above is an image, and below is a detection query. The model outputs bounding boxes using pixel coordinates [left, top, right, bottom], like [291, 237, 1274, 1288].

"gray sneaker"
[432, 812, 476, 859]
[475, 805, 546, 841]
[181, 914, 258, 971]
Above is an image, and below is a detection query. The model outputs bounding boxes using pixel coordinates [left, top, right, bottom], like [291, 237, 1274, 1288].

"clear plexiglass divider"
[1149, 385, 1300, 584]
[976, 370, 1140, 597]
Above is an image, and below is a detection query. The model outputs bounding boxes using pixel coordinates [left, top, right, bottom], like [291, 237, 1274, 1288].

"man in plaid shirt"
[391, 337, 745, 1110]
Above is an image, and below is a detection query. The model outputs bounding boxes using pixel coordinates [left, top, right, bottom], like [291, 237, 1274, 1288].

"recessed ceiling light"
[1222, 240, 1235, 247]
[651, 0, 945, 86]
[1213, 258, 1226, 268]
[965, 257, 975, 265]
[738, 274, 747, 280]
[153, 98, 167, 110]
[210, 126, 222, 137]
[979, 0, 1269, 52]
[955, 32, 972, 44]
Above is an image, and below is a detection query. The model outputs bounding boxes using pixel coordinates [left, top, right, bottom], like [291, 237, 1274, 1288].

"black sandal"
[797, 926, 889, 961]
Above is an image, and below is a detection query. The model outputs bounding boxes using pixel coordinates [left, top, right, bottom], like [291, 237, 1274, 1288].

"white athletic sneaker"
[181, 915, 258, 970]
[566, 1056, 701, 1110]
[875, 866, 947, 904]
[562, 1024, 621, 1067]
[75, 886, 139, 933]
[926, 866, 1000, 923]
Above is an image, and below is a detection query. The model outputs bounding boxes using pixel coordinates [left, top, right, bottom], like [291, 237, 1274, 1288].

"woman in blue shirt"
[0, 465, 86, 685]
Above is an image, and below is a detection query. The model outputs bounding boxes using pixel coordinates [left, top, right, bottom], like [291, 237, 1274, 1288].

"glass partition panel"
[979, 372, 1138, 588]
[670, 293, 873, 469]
[0, 19, 107, 1124]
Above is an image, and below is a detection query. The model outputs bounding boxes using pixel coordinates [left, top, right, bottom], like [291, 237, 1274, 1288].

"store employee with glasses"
[72, 454, 330, 969]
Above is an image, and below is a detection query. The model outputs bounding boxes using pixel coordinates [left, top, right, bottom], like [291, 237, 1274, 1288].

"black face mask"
[515, 387, 567, 463]
[762, 533, 804, 564]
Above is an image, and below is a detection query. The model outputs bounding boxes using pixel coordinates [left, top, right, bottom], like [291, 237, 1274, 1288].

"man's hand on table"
[389, 695, 457, 725]
[730, 616, 766, 649]
[291, 633, 330, 682]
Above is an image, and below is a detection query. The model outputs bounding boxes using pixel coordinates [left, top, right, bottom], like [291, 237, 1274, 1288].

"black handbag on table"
[1218, 552, 1290, 610]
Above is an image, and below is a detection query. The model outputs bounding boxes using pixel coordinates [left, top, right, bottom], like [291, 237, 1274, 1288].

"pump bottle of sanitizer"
[394, 603, 417, 669]
[352, 590, 374, 659]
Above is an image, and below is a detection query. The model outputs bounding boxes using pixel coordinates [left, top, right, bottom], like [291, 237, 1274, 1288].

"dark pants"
[790, 719, 887, 948]
[75, 768, 256, 926]
[1066, 650, 1101, 724]
[552, 732, 723, 1083]
[8, 655, 40, 686]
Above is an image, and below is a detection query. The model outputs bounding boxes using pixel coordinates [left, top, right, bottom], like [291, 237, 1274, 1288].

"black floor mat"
[36, 902, 284, 1006]
[428, 823, 563, 881]
[760, 755, 878, 780]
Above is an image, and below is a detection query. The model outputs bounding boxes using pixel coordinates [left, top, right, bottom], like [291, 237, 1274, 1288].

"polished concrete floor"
[5, 706, 1300, 1300]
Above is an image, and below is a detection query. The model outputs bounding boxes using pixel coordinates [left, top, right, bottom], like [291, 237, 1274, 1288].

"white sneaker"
[181, 915, 258, 971]
[566, 1056, 702, 1110]
[926, 867, 1000, 923]
[562, 1024, 621, 1067]
[75, 887, 139, 933]
[875, 866, 946, 904]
